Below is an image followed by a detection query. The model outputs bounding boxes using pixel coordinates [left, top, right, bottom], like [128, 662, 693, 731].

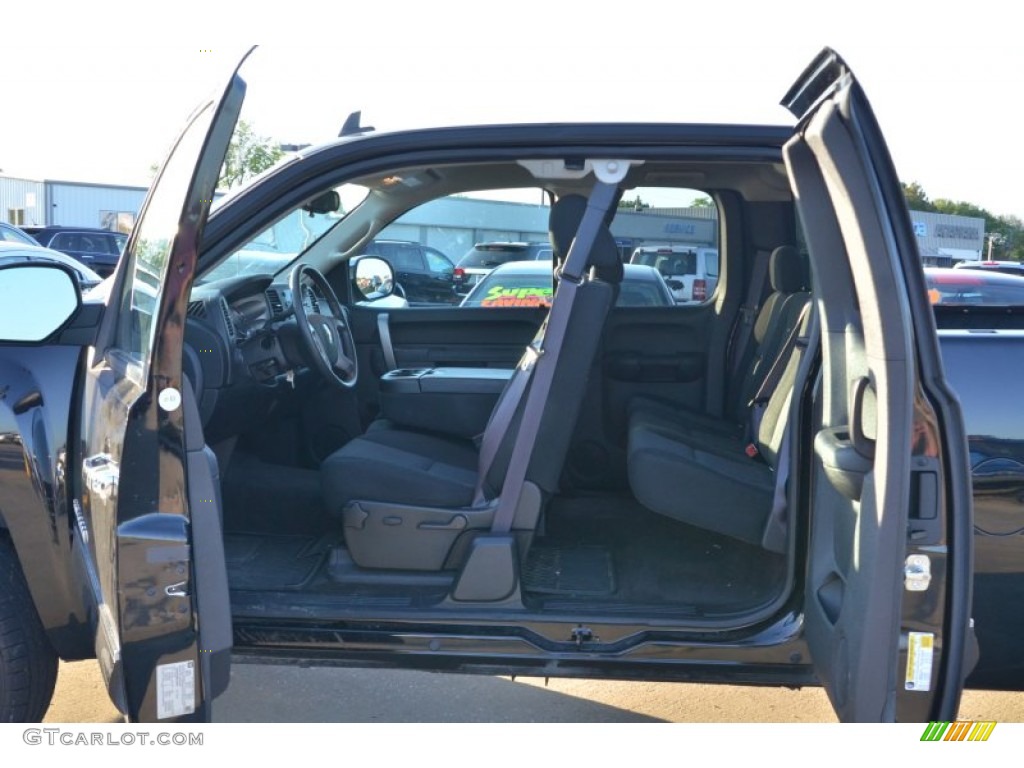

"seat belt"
[746, 302, 811, 445]
[486, 180, 620, 533]
[472, 340, 539, 505]
[760, 314, 816, 554]
[729, 249, 771, 380]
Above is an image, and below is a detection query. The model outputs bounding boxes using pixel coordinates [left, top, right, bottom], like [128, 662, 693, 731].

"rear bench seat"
[626, 246, 811, 550]
[628, 245, 809, 440]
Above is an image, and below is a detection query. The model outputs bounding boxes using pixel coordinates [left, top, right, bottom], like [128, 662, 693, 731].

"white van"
[629, 244, 719, 303]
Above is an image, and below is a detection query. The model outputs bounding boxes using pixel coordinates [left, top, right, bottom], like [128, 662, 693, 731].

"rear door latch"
[570, 626, 595, 648]
[904, 554, 932, 592]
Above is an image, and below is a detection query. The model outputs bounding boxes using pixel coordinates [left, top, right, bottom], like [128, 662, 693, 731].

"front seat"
[320, 193, 623, 572]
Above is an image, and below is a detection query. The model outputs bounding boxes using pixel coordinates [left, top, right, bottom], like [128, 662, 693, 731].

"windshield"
[458, 243, 548, 269]
[199, 183, 370, 283]
[462, 268, 553, 307]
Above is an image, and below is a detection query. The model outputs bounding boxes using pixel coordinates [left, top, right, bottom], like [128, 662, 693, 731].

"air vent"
[186, 300, 207, 318]
[219, 297, 236, 339]
[303, 285, 321, 314]
[266, 288, 284, 317]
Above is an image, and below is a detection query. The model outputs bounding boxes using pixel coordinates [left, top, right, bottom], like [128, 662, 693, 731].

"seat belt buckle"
[744, 443, 761, 460]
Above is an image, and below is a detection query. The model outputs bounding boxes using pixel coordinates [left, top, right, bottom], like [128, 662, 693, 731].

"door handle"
[850, 375, 876, 460]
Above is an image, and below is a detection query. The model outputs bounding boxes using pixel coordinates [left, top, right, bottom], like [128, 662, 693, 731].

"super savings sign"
[479, 284, 553, 308]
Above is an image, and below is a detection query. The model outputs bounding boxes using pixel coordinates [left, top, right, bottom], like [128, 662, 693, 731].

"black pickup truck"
[0, 48, 1007, 723]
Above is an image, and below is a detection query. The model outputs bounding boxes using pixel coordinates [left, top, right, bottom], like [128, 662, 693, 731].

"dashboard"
[183, 273, 329, 438]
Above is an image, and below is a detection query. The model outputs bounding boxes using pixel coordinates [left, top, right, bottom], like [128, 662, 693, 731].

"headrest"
[548, 194, 623, 283]
[769, 245, 806, 293]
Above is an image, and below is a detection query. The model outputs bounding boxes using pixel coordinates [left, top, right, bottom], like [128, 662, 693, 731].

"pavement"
[43, 659, 1024, 723]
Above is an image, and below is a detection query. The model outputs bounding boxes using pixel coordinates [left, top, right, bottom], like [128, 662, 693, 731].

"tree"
[618, 195, 649, 211]
[219, 120, 284, 190]
[690, 196, 714, 208]
[902, 181, 934, 212]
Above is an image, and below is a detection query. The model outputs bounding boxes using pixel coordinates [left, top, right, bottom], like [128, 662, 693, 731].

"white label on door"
[158, 387, 182, 412]
[905, 632, 934, 691]
[156, 660, 196, 719]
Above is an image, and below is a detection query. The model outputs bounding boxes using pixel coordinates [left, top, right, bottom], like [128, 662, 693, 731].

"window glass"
[618, 187, 719, 305]
[424, 249, 453, 273]
[374, 187, 551, 308]
[115, 106, 214, 372]
[50, 233, 76, 250]
[200, 183, 369, 283]
[705, 251, 719, 278]
[375, 185, 719, 309]
[390, 247, 424, 271]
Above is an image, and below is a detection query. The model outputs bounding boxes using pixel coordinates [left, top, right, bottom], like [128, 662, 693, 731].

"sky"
[2, 1, 1021, 218]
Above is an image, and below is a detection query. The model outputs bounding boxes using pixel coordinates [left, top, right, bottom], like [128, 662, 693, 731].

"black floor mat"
[224, 533, 330, 591]
[523, 545, 615, 596]
[532, 495, 787, 613]
[221, 452, 328, 536]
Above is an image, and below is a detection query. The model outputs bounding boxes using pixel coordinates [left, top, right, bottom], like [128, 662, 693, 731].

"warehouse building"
[908, 210, 985, 265]
[1, 176, 146, 233]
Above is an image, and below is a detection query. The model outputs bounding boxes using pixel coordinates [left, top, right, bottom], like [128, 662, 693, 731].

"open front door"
[781, 49, 973, 722]
[76, 53, 251, 722]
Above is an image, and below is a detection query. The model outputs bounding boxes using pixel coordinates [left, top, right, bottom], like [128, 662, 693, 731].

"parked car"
[0, 222, 40, 246]
[953, 259, 1024, 278]
[925, 266, 1024, 305]
[0, 241, 102, 289]
[360, 239, 458, 305]
[630, 244, 719, 303]
[27, 226, 127, 277]
[0, 48, 988, 724]
[461, 260, 675, 308]
[454, 241, 553, 295]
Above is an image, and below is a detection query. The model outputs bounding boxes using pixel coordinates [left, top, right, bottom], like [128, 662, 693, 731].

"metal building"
[45, 180, 147, 233]
[908, 209, 985, 265]
[1, 175, 147, 232]
[0, 176, 46, 227]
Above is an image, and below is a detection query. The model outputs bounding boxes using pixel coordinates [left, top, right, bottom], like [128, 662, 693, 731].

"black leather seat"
[320, 194, 623, 571]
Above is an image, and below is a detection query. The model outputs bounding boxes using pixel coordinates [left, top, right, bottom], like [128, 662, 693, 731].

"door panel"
[387, 307, 546, 368]
[77, 54, 248, 722]
[349, 305, 546, 428]
[351, 305, 545, 377]
[783, 48, 971, 721]
[600, 305, 718, 439]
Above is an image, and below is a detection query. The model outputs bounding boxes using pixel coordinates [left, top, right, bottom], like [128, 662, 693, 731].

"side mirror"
[351, 256, 396, 301]
[0, 263, 81, 342]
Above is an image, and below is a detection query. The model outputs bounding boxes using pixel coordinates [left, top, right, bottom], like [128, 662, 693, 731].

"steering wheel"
[290, 264, 359, 389]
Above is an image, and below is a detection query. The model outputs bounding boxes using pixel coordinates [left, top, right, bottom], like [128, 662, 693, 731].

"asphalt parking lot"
[44, 660, 1024, 723]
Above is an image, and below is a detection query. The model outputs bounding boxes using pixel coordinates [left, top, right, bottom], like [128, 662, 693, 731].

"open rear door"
[76, 51, 252, 721]
[781, 49, 973, 721]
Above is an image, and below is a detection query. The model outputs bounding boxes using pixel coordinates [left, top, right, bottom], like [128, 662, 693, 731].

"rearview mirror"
[302, 191, 341, 215]
[0, 263, 81, 342]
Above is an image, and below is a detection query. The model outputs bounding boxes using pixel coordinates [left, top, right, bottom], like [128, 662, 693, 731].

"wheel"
[0, 533, 58, 722]
[290, 264, 359, 389]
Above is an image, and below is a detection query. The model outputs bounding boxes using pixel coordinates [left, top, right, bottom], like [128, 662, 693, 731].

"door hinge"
[570, 626, 595, 648]
[904, 554, 932, 592]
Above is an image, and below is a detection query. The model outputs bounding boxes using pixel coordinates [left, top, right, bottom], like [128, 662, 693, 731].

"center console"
[378, 367, 514, 438]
